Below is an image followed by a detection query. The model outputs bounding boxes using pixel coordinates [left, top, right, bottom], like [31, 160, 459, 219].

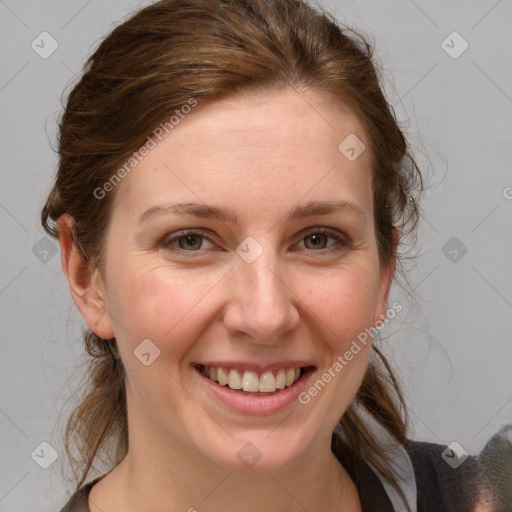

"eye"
[161, 229, 216, 256]
[295, 229, 350, 255]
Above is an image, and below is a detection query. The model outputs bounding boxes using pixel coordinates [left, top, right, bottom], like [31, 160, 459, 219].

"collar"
[334, 412, 417, 512]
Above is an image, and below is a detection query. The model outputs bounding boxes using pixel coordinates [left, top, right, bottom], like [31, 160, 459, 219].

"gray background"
[1, 0, 511, 510]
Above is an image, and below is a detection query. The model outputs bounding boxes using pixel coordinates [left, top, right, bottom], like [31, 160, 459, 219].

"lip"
[193, 364, 317, 415]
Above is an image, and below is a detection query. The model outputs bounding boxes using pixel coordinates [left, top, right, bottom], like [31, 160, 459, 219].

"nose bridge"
[225, 241, 299, 340]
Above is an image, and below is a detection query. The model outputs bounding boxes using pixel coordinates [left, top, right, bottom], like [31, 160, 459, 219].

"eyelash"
[160, 228, 350, 258]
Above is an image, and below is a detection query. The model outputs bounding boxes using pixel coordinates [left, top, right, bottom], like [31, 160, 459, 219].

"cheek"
[302, 263, 380, 346]
[107, 261, 223, 357]
[296, 266, 378, 425]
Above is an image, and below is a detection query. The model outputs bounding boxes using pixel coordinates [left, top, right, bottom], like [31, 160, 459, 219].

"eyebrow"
[138, 199, 367, 225]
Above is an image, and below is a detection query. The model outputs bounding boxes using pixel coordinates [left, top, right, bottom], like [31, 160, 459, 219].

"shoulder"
[405, 425, 512, 512]
[404, 439, 479, 512]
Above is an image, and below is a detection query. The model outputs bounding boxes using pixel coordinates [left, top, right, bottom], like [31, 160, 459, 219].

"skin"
[58, 86, 396, 511]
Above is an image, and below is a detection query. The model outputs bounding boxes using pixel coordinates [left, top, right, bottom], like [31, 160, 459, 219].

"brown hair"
[42, 0, 424, 506]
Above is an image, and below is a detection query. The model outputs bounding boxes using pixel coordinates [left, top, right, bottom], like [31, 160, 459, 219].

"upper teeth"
[201, 366, 301, 393]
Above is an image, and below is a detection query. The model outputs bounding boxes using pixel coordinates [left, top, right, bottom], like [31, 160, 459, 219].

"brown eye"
[177, 234, 203, 250]
[161, 229, 216, 256]
[304, 233, 329, 250]
[296, 229, 350, 255]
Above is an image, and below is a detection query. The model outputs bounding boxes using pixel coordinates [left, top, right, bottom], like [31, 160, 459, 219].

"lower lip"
[194, 367, 316, 415]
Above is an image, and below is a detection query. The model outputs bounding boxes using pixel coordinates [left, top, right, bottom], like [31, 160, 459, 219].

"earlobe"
[57, 214, 115, 339]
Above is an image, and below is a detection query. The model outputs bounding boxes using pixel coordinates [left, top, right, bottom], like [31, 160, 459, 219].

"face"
[76, 87, 394, 472]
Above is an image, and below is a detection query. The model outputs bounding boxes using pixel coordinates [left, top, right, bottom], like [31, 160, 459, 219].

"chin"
[193, 428, 316, 475]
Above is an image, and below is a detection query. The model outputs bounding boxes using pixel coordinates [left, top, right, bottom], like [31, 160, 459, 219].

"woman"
[41, 0, 508, 510]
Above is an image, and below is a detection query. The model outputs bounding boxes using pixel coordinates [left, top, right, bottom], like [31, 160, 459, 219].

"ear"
[57, 214, 115, 339]
[372, 227, 398, 326]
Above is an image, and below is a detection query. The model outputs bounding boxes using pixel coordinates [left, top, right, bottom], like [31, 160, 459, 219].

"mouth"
[194, 364, 315, 396]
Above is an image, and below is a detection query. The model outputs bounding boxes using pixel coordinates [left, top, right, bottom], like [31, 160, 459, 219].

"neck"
[118, 447, 360, 512]
[89, 392, 362, 512]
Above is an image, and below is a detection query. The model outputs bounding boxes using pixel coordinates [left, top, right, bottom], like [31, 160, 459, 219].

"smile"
[197, 364, 306, 394]
[194, 362, 317, 414]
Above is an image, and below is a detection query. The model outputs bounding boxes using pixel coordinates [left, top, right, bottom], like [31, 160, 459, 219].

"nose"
[222, 247, 300, 344]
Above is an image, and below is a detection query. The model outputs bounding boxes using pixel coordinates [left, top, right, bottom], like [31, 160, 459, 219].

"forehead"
[111, 87, 373, 220]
